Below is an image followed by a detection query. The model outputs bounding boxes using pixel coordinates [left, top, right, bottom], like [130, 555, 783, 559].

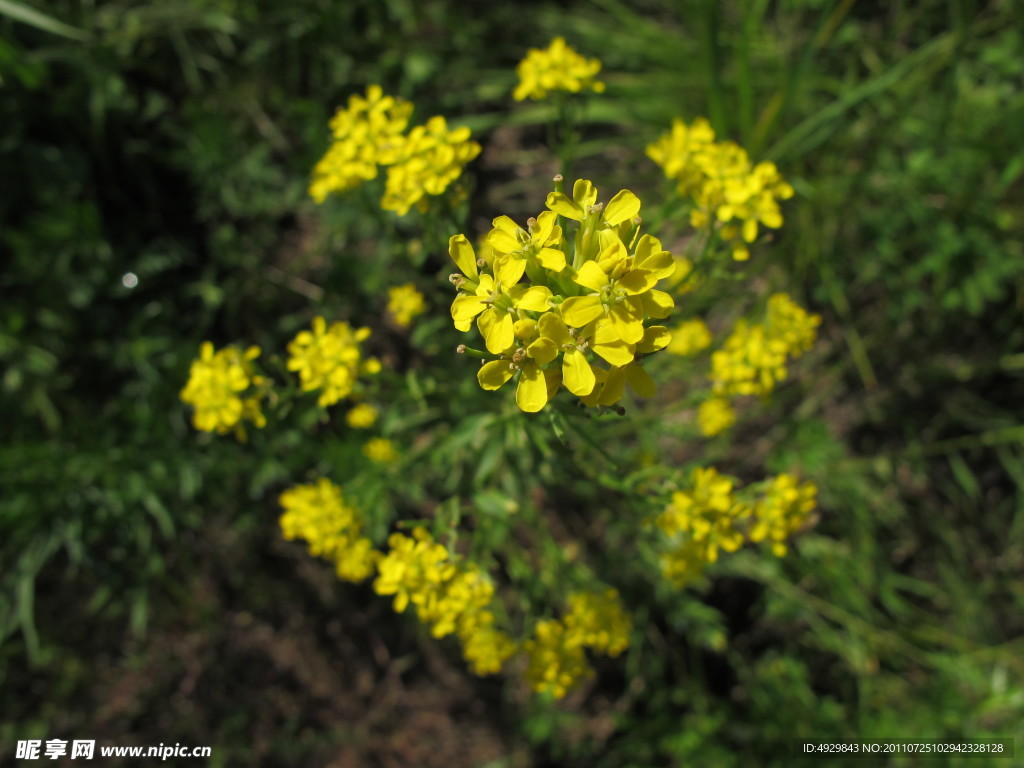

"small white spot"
[122, 272, 139, 288]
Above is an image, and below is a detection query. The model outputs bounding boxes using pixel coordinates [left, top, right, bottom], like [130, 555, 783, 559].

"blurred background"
[2, 0, 1023, 765]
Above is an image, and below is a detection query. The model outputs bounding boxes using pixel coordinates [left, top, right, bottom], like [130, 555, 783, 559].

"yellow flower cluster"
[310, 86, 480, 215]
[667, 318, 712, 357]
[563, 588, 632, 657]
[373, 527, 516, 675]
[513, 37, 605, 102]
[309, 85, 412, 203]
[749, 474, 818, 557]
[180, 342, 266, 437]
[345, 402, 379, 429]
[697, 397, 736, 437]
[647, 117, 795, 260]
[362, 437, 398, 464]
[656, 468, 748, 585]
[709, 293, 820, 398]
[654, 467, 818, 586]
[524, 588, 631, 698]
[386, 283, 426, 327]
[286, 316, 381, 408]
[381, 116, 481, 215]
[279, 478, 380, 582]
[449, 178, 675, 412]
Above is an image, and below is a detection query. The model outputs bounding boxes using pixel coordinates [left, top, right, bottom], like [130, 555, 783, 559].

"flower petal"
[478, 309, 514, 354]
[573, 179, 598, 210]
[478, 360, 514, 390]
[626, 363, 656, 398]
[538, 312, 573, 347]
[486, 226, 520, 255]
[527, 337, 559, 365]
[509, 284, 553, 312]
[607, 302, 645, 344]
[516, 363, 548, 412]
[494, 255, 526, 287]
[451, 294, 487, 324]
[603, 189, 641, 226]
[449, 234, 478, 280]
[533, 211, 559, 244]
[591, 330, 635, 366]
[640, 289, 674, 318]
[579, 367, 608, 407]
[597, 366, 627, 406]
[562, 349, 596, 396]
[637, 325, 672, 353]
[537, 247, 567, 272]
[573, 260, 609, 293]
[546, 191, 583, 220]
[560, 295, 605, 328]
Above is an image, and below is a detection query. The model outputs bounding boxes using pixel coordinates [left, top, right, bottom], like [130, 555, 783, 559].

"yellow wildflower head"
[667, 318, 712, 357]
[656, 467, 748, 581]
[563, 588, 631, 657]
[180, 342, 266, 437]
[386, 283, 426, 328]
[448, 179, 678, 413]
[697, 397, 736, 437]
[648, 118, 794, 260]
[381, 116, 481, 215]
[309, 85, 413, 203]
[749, 474, 818, 556]
[460, 622, 517, 676]
[363, 437, 398, 464]
[709, 294, 818, 397]
[278, 478, 380, 583]
[345, 402, 379, 429]
[524, 618, 593, 699]
[286, 317, 379, 407]
[514, 37, 605, 102]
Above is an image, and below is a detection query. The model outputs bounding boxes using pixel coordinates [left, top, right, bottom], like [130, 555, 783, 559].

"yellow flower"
[577, 326, 671, 407]
[667, 318, 712, 357]
[524, 619, 593, 699]
[373, 528, 513, 675]
[448, 179, 677, 412]
[449, 235, 553, 354]
[647, 117, 794, 260]
[545, 178, 640, 232]
[381, 116, 481, 215]
[485, 211, 566, 285]
[659, 539, 714, 587]
[476, 347, 561, 413]
[709, 294, 819, 397]
[374, 528, 456, 615]
[697, 397, 736, 436]
[513, 37, 605, 102]
[460, 621, 517, 676]
[764, 292, 820, 355]
[559, 233, 676, 344]
[646, 117, 716, 195]
[563, 589, 631, 657]
[345, 402, 379, 429]
[749, 474, 818, 556]
[363, 437, 398, 464]
[278, 478, 380, 583]
[657, 467, 748, 565]
[286, 317, 379, 407]
[387, 283, 426, 327]
[180, 342, 266, 436]
[309, 85, 413, 203]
